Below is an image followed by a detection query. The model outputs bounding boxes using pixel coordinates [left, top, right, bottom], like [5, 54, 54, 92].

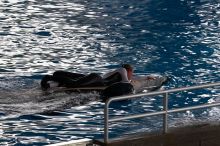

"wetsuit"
[101, 68, 134, 100]
[41, 71, 104, 90]
[41, 68, 131, 91]
[103, 68, 130, 85]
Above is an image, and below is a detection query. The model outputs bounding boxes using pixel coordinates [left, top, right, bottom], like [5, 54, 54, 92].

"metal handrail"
[104, 82, 220, 143]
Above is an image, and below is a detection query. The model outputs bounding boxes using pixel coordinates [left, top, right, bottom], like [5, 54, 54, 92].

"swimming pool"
[0, 0, 220, 145]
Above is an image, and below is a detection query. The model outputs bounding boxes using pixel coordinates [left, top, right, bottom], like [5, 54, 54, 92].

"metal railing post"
[163, 92, 168, 133]
[102, 82, 220, 143]
[104, 100, 109, 143]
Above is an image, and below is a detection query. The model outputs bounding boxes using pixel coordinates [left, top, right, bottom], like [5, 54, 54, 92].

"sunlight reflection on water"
[0, 0, 220, 145]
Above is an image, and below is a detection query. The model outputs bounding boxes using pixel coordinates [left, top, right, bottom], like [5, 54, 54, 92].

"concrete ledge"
[94, 123, 220, 146]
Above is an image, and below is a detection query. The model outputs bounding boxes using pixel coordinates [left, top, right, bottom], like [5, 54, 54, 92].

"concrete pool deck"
[94, 123, 220, 146]
[49, 123, 220, 146]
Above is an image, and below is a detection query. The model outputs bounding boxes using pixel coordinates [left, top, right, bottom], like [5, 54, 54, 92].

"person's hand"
[146, 76, 156, 80]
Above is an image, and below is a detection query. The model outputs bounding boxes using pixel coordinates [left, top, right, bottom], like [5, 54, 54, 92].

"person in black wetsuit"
[101, 64, 134, 99]
[40, 64, 134, 91]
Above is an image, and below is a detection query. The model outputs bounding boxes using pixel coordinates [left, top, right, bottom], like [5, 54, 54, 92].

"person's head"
[122, 64, 133, 80]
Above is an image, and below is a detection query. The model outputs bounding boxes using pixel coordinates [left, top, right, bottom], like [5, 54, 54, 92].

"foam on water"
[0, 74, 167, 117]
[0, 0, 220, 145]
[0, 77, 100, 117]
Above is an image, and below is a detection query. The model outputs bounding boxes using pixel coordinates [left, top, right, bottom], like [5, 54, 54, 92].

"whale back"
[131, 75, 168, 93]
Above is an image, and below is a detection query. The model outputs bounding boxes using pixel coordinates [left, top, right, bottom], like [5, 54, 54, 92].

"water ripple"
[0, 0, 220, 145]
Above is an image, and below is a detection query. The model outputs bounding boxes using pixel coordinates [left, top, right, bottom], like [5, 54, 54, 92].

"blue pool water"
[0, 0, 220, 145]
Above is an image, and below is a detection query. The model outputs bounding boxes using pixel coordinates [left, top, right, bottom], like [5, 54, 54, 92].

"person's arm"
[117, 68, 130, 82]
[103, 68, 130, 83]
[102, 70, 116, 79]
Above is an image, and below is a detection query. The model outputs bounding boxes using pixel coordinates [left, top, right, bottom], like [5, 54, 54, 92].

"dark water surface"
[0, 0, 220, 145]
